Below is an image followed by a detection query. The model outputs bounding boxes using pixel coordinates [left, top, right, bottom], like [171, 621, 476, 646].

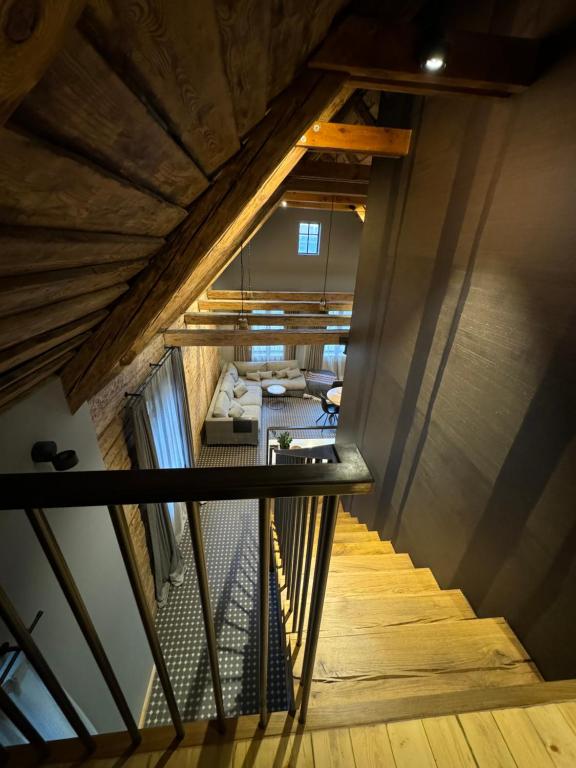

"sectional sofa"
[204, 359, 306, 445]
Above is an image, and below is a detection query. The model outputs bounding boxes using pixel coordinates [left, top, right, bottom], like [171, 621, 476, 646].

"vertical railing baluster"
[0, 584, 95, 752]
[108, 505, 184, 739]
[288, 498, 302, 605]
[285, 498, 295, 599]
[0, 685, 48, 757]
[299, 495, 339, 724]
[26, 508, 141, 745]
[297, 495, 318, 646]
[185, 501, 226, 733]
[291, 496, 309, 632]
[258, 498, 270, 727]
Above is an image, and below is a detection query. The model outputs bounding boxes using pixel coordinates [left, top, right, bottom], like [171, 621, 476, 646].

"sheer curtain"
[251, 310, 285, 363]
[145, 349, 193, 542]
[322, 310, 350, 378]
[130, 348, 193, 607]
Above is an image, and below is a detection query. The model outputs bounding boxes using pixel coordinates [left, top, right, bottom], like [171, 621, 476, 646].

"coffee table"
[267, 384, 286, 409]
[327, 386, 342, 406]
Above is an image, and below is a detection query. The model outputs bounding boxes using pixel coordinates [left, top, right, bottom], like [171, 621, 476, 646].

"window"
[323, 310, 350, 378]
[298, 221, 321, 255]
[251, 310, 284, 362]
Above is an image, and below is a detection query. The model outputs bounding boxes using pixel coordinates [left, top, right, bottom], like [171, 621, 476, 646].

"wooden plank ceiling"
[0, 0, 353, 412]
[0, 0, 540, 412]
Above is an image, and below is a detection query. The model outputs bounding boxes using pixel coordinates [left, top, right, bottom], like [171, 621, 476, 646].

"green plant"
[277, 431, 293, 449]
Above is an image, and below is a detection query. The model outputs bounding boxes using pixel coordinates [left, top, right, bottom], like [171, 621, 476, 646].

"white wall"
[215, 207, 362, 292]
[0, 378, 152, 738]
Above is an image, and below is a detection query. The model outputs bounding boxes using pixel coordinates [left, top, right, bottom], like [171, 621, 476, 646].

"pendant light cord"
[321, 196, 335, 308]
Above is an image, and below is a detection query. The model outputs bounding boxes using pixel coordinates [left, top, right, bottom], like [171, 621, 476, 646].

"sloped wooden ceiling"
[0, 0, 535, 412]
[0, 0, 355, 412]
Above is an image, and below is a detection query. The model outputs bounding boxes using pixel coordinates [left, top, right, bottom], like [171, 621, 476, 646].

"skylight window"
[297, 221, 321, 255]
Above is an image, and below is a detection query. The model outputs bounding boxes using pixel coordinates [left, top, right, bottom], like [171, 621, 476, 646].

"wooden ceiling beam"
[184, 312, 351, 328]
[198, 299, 353, 312]
[282, 177, 369, 197]
[165, 328, 350, 348]
[282, 191, 366, 210]
[296, 121, 411, 157]
[0, 350, 75, 413]
[0, 0, 86, 126]
[0, 228, 162, 276]
[290, 160, 371, 184]
[0, 261, 146, 318]
[0, 311, 107, 375]
[282, 200, 362, 213]
[62, 72, 349, 410]
[0, 284, 127, 351]
[310, 16, 540, 98]
[206, 290, 354, 302]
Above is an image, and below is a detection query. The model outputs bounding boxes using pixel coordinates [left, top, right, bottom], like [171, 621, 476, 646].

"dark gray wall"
[0, 378, 152, 735]
[215, 207, 362, 292]
[339, 1, 576, 680]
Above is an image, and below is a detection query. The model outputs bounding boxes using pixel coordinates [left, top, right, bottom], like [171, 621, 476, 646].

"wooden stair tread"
[292, 618, 541, 710]
[332, 530, 380, 543]
[319, 553, 414, 573]
[293, 591, 475, 637]
[331, 541, 395, 555]
[321, 568, 440, 599]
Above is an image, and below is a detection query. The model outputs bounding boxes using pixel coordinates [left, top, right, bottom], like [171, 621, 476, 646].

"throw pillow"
[228, 364, 239, 382]
[213, 391, 230, 417]
[276, 368, 289, 379]
[221, 374, 234, 397]
[287, 368, 301, 379]
[234, 382, 248, 398]
[228, 402, 245, 418]
[246, 371, 261, 381]
[257, 370, 268, 380]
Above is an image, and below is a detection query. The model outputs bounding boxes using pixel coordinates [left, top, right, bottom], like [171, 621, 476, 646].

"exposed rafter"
[206, 290, 354, 302]
[62, 72, 351, 410]
[0, 0, 86, 125]
[310, 16, 540, 98]
[198, 299, 353, 312]
[297, 121, 411, 156]
[184, 312, 351, 328]
[165, 328, 350, 347]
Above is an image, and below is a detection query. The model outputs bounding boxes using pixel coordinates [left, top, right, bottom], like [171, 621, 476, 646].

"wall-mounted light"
[281, 200, 287, 208]
[31, 441, 79, 472]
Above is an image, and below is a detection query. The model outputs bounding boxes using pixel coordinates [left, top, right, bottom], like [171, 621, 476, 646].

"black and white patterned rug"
[145, 396, 335, 726]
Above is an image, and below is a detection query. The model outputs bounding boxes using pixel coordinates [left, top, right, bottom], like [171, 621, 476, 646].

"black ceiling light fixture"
[31, 441, 79, 472]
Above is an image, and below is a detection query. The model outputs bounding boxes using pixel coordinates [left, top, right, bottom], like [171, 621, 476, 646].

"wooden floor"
[282, 509, 541, 719]
[53, 700, 576, 766]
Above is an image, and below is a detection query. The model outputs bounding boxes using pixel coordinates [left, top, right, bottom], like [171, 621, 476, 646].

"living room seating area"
[204, 360, 307, 445]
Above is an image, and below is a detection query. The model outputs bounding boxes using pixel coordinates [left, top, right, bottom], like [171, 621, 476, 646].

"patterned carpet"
[145, 396, 336, 726]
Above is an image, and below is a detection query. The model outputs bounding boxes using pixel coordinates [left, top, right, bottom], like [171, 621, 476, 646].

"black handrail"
[0, 443, 371, 509]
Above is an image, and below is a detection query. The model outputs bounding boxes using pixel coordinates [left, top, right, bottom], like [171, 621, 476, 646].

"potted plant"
[277, 431, 293, 450]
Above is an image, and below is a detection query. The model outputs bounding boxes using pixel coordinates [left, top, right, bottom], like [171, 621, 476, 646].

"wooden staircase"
[280, 508, 542, 722]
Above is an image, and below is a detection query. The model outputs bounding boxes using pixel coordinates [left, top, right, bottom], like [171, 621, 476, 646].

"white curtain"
[251, 310, 284, 363]
[144, 350, 193, 543]
[322, 310, 350, 378]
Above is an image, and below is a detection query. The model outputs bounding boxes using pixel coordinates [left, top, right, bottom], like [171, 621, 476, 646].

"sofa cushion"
[261, 376, 306, 391]
[233, 382, 248, 398]
[246, 371, 262, 382]
[236, 388, 262, 406]
[227, 363, 239, 382]
[287, 367, 301, 379]
[241, 405, 261, 420]
[275, 367, 289, 378]
[234, 360, 262, 375]
[266, 359, 298, 372]
[228, 402, 245, 418]
[213, 391, 231, 417]
[221, 374, 235, 397]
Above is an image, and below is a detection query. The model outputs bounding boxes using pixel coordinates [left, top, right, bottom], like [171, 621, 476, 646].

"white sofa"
[204, 360, 306, 445]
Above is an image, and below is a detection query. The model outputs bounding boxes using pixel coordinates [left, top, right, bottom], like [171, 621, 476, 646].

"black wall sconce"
[31, 441, 79, 472]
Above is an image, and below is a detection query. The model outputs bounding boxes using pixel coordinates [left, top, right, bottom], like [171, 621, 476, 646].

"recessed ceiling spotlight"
[281, 200, 287, 208]
[423, 55, 445, 72]
[420, 39, 448, 73]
